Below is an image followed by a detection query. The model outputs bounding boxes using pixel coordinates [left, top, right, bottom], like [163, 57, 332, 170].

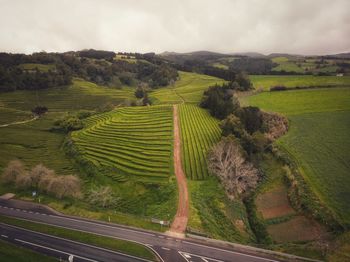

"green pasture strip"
[250, 75, 350, 91]
[0, 239, 57, 262]
[241, 87, 350, 115]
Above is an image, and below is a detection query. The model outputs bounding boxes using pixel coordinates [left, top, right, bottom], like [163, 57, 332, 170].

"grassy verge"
[0, 215, 157, 261]
[0, 239, 57, 262]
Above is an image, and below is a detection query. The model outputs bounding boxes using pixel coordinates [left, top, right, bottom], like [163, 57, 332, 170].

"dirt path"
[168, 105, 189, 236]
[0, 116, 38, 128]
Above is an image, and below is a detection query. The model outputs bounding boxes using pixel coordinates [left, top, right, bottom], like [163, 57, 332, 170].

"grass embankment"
[250, 75, 350, 91]
[150, 71, 225, 104]
[0, 215, 157, 261]
[188, 177, 254, 243]
[241, 87, 350, 226]
[0, 239, 57, 262]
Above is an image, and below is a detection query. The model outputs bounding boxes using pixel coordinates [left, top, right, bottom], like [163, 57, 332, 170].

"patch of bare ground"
[256, 184, 295, 219]
[267, 216, 327, 243]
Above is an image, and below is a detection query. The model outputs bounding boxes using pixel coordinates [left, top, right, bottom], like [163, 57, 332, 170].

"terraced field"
[151, 71, 225, 105]
[72, 105, 173, 183]
[178, 104, 221, 180]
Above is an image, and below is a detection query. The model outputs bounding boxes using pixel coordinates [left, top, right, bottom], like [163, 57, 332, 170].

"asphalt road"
[0, 223, 148, 262]
[0, 202, 280, 262]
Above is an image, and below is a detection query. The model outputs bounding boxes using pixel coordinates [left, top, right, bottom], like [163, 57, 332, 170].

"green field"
[151, 71, 225, 104]
[270, 56, 343, 74]
[178, 104, 221, 180]
[242, 87, 350, 225]
[250, 75, 350, 91]
[18, 63, 56, 72]
[72, 105, 173, 183]
[241, 87, 350, 115]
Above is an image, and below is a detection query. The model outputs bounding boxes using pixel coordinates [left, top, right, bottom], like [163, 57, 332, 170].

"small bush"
[270, 85, 287, 91]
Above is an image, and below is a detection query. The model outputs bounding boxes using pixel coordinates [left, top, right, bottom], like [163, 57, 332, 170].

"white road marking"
[14, 238, 98, 262]
[182, 241, 279, 262]
[1, 234, 8, 238]
[161, 247, 171, 251]
[179, 251, 223, 262]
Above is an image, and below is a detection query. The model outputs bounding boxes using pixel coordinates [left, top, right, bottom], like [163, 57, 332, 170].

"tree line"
[0, 50, 179, 92]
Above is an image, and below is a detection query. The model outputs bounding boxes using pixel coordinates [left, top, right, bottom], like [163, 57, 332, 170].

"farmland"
[0, 79, 134, 175]
[150, 71, 225, 104]
[270, 56, 349, 74]
[72, 105, 174, 183]
[250, 75, 350, 91]
[242, 87, 350, 225]
[178, 104, 221, 180]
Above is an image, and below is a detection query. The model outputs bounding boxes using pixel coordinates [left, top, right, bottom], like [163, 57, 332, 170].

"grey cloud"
[0, 0, 349, 55]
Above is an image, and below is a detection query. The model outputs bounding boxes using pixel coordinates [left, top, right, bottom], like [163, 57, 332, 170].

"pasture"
[72, 105, 174, 183]
[270, 56, 345, 74]
[178, 104, 221, 180]
[250, 75, 350, 91]
[150, 71, 225, 104]
[242, 87, 350, 225]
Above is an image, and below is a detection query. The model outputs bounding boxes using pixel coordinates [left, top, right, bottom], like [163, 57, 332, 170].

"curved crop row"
[179, 104, 221, 180]
[72, 105, 173, 182]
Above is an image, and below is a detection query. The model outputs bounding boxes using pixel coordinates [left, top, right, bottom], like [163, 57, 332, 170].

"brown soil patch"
[168, 105, 189, 234]
[256, 184, 295, 219]
[267, 216, 326, 243]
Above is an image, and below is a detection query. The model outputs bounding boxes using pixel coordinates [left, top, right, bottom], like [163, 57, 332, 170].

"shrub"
[270, 85, 287, 91]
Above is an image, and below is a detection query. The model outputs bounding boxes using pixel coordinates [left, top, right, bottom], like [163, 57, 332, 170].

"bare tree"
[208, 136, 259, 199]
[88, 186, 117, 208]
[2, 160, 26, 184]
[15, 173, 32, 189]
[30, 164, 55, 188]
[38, 173, 55, 193]
[47, 175, 81, 199]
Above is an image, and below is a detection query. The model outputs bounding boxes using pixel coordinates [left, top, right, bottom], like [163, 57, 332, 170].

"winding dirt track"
[169, 105, 189, 235]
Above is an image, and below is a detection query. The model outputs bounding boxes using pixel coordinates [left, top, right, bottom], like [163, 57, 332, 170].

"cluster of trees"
[200, 73, 253, 119]
[134, 82, 152, 106]
[229, 57, 276, 75]
[2, 160, 81, 199]
[0, 65, 71, 92]
[203, 74, 288, 200]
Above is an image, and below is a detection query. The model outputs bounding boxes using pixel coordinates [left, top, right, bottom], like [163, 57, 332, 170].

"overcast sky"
[0, 0, 349, 55]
